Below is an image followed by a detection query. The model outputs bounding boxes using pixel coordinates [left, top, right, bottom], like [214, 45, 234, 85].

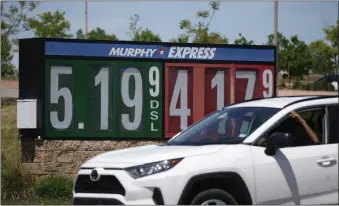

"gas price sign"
[18, 38, 276, 140]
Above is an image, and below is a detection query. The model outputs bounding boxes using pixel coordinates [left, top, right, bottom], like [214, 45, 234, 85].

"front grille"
[74, 174, 125, 195]
[73, 197, 124, 205]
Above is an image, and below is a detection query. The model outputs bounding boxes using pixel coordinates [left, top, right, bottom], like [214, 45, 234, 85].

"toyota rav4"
[73, 95, 338, 205]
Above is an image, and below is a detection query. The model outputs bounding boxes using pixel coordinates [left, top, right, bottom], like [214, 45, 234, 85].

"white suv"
[73, 95, 338, 205]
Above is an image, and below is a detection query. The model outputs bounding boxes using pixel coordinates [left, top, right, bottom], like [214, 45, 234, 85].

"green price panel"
[45, 59, 163, 139]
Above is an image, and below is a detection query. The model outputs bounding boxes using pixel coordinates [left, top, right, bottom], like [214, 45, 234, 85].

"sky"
[9, 1, 338, 68]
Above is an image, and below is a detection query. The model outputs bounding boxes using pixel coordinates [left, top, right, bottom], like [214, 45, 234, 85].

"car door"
[251, 106, 338, 205]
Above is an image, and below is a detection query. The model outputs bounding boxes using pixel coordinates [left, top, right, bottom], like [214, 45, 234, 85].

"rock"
[56, 151, 73, 163]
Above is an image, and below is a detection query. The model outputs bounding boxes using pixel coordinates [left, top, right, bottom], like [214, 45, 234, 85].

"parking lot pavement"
[1, 87, 18, 98]
[1, 80, 19, 98]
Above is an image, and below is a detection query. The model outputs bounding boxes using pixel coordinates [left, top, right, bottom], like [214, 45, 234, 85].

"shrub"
[312, 80, 335, 91]
[34, 175, 73, 199]
[279, 81, 286, 89]
[1, 152, 35, 200]
[302, 84, 311, 90]
[1, 98, 17, 106]
[292, 81, 302, 89]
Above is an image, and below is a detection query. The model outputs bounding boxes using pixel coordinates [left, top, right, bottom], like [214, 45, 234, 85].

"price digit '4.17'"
[263, 69, 273, 97]
[236, 71, 256, 100]
[235, 69, 274, 100]
[170, 70, 191, 130]
[211, 71, 225, 109]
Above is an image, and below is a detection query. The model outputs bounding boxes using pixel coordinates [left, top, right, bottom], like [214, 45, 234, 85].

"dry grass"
[1, 104, 35, 201]
[1, 104, 72, 204]
[1, 104, 20, 156]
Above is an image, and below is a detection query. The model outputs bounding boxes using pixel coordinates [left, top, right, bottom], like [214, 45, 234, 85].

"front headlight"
[124, 158, 184, 179]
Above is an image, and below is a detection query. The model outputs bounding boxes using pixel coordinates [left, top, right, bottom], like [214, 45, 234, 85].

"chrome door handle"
[317, 157, 337, 166]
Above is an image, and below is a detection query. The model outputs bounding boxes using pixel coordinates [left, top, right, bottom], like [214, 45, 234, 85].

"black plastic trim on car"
[74, 174, 126, 195]
[152, 188, 165, 205]
[73, 197, 124, 205]
[177, 172, 253, 205]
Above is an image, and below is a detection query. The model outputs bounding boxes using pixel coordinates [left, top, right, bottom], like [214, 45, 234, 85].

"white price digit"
[121, 68, 143, 131]
[263, 69, 273, 97]
[149, 66, 159, 97]
[170, 70, 191, 130]
[236, 71, 256, 100]
[95, 67, 109, 130]
[211, 71, 225, 109]
[50, 66, 73, 129]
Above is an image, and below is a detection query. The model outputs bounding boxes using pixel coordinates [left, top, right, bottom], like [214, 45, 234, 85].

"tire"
[190, 189, 238, 205]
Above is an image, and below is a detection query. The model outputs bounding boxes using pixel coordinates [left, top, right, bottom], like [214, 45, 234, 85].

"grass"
[1, 104, 20, 157]
[1, 198, 72, 205]
[1, 103, 73, 205]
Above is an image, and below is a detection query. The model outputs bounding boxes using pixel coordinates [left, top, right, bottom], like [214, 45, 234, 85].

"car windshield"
[167, 107, 280, 146]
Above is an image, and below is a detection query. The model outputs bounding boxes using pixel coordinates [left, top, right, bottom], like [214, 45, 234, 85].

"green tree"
[171, 0, 228, 44]
[323, 21, 339, 73]
[28, 10, 72, 38]
[1, 22, 16, 78]
[309, 40, 334, 75]
[1, 1, 39, 78]
[128, 14, 162, 42]
[76, 27, 118, 40]
[234, 33, 254, 45]
[267, 32, 290, 50]
[1, 1, 39, 36]
[268, 33, 312, 83]
[286, 35, 312, 80]
[170, 34, 190, 43]
[267, 32, 291, 73]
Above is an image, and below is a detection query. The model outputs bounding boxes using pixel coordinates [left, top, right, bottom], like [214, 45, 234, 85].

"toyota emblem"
[90, 169, 100, 182]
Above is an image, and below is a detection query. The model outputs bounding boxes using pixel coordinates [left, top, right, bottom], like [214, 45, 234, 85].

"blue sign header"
[45, 41, 275, 63]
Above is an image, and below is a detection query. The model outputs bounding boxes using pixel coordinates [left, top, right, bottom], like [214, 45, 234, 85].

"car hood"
[81, 144, 226, 168]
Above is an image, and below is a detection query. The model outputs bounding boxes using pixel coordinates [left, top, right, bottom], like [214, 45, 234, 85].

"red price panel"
[235, 69, 260, 103]
[165, 66, 193, 136]
[205, 68, 231, 115]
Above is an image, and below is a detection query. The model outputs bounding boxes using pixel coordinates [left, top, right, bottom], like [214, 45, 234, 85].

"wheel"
[190, 189, 238, 205]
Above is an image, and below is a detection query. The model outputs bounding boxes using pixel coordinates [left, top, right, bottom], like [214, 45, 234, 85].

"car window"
[216, 112, 255, 137]
[167, 107, 280, 146]
[327, 104, 339, 144]
[256, 107, 325, 147]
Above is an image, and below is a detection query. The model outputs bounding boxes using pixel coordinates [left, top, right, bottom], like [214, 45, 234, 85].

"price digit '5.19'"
[95, 67, 109, 130]
[121, 68, 143, 131]
[50, 66, 73, 129]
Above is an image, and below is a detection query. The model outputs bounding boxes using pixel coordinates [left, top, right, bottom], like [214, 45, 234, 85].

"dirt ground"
[1, 80, 18, 89]
[278, 89, 338, 96]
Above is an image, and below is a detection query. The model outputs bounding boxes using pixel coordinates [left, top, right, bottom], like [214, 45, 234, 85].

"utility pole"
[274, 0, 279, 96]
[85, 1, 88, 39]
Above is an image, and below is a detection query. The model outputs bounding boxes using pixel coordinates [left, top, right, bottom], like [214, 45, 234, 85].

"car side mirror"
[264, 132, 295, 156]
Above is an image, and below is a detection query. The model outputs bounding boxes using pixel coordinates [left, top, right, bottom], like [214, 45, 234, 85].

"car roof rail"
[283, 95, 338, 108]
